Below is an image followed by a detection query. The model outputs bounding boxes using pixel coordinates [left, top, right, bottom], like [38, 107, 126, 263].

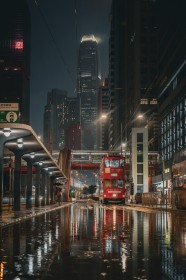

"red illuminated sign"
[13, 40, 24, 50]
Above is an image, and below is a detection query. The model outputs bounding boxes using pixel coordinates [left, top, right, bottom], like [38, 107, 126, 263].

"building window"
[137, 143, 143, 162]
[140, 99, 148, 104]
[137, 133, 143, 142]
[137, 143, 143, 151]
[137, 185, 143, 193]
[150, 99, 157, 104]
[137, 175, 143, 184]
[137, 164, 143, 173]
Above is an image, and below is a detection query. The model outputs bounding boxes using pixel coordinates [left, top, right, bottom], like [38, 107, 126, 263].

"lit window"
[140, 99, 148, 104]
[150, 99, 157, 104]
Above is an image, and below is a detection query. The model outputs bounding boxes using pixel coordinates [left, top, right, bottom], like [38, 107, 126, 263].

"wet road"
[0, 201, 186, 279]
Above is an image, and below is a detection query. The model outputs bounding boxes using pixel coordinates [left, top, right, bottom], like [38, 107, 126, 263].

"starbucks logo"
[6, 112, 18, 122]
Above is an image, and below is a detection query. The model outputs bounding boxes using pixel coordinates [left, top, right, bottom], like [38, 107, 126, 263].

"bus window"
[110, 159, 119, 167]
[120, 159, 124, 167]
[118, 179, 124, 187]
[104, 179, 111, 187]
[112, 180, 118, 187]
[104, 160, 110, 167]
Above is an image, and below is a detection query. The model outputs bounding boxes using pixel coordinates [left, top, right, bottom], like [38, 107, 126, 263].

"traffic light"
[131, 183, 134, 195]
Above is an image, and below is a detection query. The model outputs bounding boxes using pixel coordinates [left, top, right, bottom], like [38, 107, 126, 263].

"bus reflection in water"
[99, 153, 126, 205]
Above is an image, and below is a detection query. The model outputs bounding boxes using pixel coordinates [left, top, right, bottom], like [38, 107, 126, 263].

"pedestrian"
[56, 188, 62, 206]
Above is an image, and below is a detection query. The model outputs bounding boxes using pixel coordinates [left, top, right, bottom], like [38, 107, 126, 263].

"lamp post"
[121, 123, 122, 156]
[120, 123, 127, 156]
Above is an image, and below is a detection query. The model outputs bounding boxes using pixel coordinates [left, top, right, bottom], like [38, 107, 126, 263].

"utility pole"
[120, 122, 123, 156]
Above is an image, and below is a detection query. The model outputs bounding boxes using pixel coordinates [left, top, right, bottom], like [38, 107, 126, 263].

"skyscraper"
[153, 0, 186, 190]
[43, 89, 79, 151]
[108, 0, 158, 150]
[0, 0, 31, 124]
[77, 35, 101, 150]
[97, 78, 109, 150]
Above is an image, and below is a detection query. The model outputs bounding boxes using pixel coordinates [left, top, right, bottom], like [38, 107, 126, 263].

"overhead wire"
[33, 0, 76, 90]
[33, 0, 80, 129]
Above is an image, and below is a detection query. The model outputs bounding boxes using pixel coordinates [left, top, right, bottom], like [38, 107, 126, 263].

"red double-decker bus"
[99, 154, 126, 205]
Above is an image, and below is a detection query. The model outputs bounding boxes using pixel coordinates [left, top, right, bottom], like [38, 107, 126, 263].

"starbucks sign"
[0, 103, 20, 123]
[0, 111, 19, 123]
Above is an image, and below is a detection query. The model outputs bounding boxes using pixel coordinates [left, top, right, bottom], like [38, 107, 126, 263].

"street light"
[3, 128, 11, 137]
[136, 114, 148, 127]
[17, 138, 23, 148]
[120, 123, 127, 156]
[101, 114, 107, 120]
[121, 142, 126, 156]
[30, 152, 35, 159]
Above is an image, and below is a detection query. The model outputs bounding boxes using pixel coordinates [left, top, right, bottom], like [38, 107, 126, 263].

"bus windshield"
[103, 179, 124, 188]
[104, 159, 120, 167]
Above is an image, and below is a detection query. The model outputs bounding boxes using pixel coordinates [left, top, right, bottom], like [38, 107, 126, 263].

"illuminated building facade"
[0, 0, 31, 124]
[77, 35, 101, 150]
[153, 0, 186, 191]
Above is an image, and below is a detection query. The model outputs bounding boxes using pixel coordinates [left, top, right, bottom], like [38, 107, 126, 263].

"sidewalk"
[124, 202, 180, 212]
[0, 202, 73, 227]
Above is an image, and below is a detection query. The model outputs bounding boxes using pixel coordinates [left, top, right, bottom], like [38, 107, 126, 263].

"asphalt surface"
[0, 200, 182, 228]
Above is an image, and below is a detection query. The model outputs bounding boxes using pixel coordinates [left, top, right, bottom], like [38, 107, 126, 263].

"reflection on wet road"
[0, 201, 186, 279]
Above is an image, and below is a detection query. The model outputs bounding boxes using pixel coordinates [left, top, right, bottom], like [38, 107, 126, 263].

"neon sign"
[13, 40, 24, 50]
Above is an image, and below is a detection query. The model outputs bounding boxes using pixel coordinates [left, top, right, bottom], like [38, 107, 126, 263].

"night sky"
[28, 0, 112, 135]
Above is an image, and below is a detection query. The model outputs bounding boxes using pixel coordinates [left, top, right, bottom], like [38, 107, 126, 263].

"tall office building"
[97, 78, 109, 150]
[108, 0, 158, 151]
[0, 0, 31, 124]
[77, 35, 101, 150]
[66, 123, 81, 150]
[108, 0, 159, 194]
[108, 0, 127, 151]
[65, 97, 81, 150]
[109, 0, 186, 193]
[43, 89, 79, 151]
[152, 0, 186, 190]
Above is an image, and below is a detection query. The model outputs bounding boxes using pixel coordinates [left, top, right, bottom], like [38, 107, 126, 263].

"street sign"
[0, 103, 19, 111]
[0, 102, 20, 123]
[0, 111, 20, 123]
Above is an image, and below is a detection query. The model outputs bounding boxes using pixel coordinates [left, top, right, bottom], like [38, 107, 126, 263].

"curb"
[0, 202, 74, 228]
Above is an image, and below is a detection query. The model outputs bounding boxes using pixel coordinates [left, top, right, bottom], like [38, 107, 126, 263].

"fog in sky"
[28, 0, 112, 135]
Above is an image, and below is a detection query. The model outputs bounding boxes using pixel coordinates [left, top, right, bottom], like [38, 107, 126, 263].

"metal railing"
[142, 190, 174, 209]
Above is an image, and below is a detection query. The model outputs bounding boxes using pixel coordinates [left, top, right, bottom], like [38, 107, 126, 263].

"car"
[135, 192, 142, 204]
